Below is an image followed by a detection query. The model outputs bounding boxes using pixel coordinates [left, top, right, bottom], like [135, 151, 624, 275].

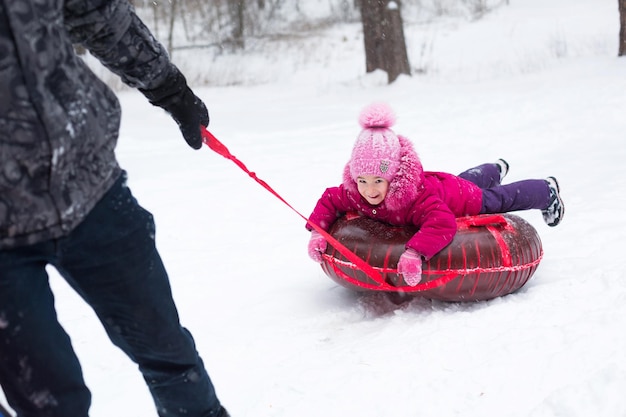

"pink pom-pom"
[358, 102, 396, 129]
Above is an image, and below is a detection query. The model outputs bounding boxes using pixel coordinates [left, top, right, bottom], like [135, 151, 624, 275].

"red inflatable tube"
[320, 213, 543, 302]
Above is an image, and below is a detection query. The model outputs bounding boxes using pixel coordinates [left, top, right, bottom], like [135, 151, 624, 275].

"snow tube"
[320, 213, 543, 302]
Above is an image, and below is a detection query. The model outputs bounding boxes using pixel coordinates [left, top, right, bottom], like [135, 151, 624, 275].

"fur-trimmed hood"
[342, 134, 425, 211]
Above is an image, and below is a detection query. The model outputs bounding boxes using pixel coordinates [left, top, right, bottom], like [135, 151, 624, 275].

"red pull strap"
[200, 127, 384, 283]
[457, 214, 514, 267]
[457, 214, 508, 228]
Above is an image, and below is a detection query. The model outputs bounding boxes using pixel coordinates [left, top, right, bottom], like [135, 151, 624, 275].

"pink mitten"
[307, 230, 327, 263]
[398, 249, 423, 286]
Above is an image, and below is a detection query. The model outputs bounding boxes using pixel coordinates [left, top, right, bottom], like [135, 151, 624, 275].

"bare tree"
[359, 0, 411, 83]
[620, 0, 626, 55]
[228, 0, 246, 49]
[167, 0, 178, 53]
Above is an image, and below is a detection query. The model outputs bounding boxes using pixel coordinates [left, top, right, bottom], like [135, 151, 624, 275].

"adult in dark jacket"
[0, 1, 229, 416]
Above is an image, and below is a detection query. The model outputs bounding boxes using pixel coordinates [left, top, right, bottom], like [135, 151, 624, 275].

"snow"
[3, 0, 626, 416]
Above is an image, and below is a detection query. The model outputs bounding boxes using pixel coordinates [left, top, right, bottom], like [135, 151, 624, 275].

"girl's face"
[356, 175, 389, 206]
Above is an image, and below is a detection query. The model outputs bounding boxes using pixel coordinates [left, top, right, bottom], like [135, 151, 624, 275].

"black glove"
[140, 68, 209, 150]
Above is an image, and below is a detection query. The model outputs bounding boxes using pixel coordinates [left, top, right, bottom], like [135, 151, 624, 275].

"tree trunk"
[359, 0, 411, 83]
[619, 0, 626, 56]
[167, 0, 178, 54]
[229, 0, 245, 49]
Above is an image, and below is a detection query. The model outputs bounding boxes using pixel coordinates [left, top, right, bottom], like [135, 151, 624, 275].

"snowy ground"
[3, 0, 626, 416]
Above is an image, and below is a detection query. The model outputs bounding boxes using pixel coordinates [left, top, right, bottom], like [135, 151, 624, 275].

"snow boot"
[495, 158, 509, 182]
[542, 176, 564, 227]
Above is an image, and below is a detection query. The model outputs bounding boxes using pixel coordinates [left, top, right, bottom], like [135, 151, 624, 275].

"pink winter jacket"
[307, 136, 483, 260]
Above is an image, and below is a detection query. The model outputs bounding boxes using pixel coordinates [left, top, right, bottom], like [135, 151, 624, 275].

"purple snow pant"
[458, 163, 551, 214]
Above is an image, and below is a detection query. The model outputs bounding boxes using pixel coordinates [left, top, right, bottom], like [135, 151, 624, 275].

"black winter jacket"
[0, 0, 179, 249]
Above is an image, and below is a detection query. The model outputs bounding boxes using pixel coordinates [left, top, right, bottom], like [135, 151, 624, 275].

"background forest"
[90, 0, 517, 88]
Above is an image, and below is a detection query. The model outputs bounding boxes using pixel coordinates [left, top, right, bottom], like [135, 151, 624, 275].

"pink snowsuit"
[307, 136, 483, 260]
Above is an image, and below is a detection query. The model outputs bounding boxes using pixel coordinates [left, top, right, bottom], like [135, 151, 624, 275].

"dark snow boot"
[542, 176, 564, 227]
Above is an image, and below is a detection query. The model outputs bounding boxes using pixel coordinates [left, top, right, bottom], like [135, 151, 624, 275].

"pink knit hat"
[349, 103, 401, 182]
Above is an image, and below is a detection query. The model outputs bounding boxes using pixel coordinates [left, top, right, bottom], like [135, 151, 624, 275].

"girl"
[306, 102, 564, 286]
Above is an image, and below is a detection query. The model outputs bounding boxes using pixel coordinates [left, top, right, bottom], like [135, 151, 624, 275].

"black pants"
[0, 173, 222, 417]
